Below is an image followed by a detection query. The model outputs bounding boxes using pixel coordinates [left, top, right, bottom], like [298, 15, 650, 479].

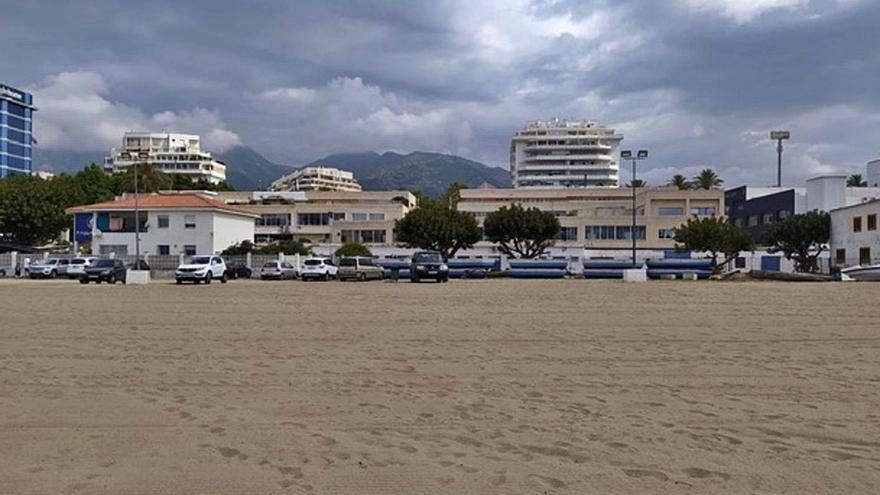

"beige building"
[216, 190, 416, 246]
[270, 166, 362, 192]
[458, 187, 724, 251]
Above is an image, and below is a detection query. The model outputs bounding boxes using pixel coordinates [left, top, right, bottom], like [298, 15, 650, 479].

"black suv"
[410, 251, 449, 283]
[80, 259, 127, 284]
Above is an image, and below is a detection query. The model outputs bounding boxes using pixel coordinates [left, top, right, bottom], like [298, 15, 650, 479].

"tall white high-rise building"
[510, 119, 624, 188]
[104, 132, 227, 184]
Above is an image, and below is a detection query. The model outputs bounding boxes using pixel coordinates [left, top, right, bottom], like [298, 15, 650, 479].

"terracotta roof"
[66, 193, 258, 217]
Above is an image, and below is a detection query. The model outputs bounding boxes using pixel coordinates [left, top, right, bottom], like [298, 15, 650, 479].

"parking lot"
[1, 278, 879, 493]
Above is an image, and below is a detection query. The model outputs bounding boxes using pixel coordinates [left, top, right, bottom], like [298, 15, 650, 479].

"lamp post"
[770, 131, 790, 187]
[620, 149, 648, 266]
[121, 150, 149, 268]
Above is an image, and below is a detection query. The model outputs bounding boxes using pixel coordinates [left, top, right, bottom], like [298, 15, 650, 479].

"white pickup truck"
[175, 255, 228, 284]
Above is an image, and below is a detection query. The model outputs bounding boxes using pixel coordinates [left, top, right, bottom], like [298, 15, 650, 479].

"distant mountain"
[31, 148, 103, 174]
[216, 146, 295, 190]
[305, 151, 510, 196]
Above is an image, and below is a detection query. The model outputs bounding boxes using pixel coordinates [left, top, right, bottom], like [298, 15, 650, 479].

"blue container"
[583, 270, 626, 279]
[507, 269, 566, 279]
[646, 259, 713, 270]
[583, 260, 644, 270]
[509, 260, 568, 270]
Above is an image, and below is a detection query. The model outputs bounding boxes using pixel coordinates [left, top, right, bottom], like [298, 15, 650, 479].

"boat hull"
[841, 265, 880, 281]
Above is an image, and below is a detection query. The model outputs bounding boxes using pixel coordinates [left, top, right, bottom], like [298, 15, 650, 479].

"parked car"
[175, 255, 228, 284]
[126, 259, 151, 271]
[225, 260, 252, 279]
[79, 259, 127, 284]
[28, 258, 70, 279]
[259, 260, 297, 280]
[300, 257, 337, 281]
[410, 251, 449, 283]
[66, 256, 98, 279]
[337, 256, 383, 281]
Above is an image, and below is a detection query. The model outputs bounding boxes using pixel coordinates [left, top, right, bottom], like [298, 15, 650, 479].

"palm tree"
[693, 169, 723, 190]
[847, 174, 867, 187]
[626, 179, 647, 188]
[667, 174, 691, 190]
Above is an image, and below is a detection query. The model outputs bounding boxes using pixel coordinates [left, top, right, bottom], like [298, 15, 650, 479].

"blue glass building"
[1, 83, 36, 177]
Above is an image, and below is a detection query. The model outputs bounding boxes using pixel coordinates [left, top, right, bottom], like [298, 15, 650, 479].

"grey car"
[337, 257, 384, 281]
[28, 258, 70, 279]
[260, 260, 298, 280]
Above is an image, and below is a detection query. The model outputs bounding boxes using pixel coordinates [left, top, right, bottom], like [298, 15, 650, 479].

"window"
[658, 228, 675, 240]
[735, 217, 744, 227]
[369, 213, 385, 221]
[184, 215, 196, 229]
[359, 229, 386, 243]
[157, 215, 169, 228]
[778, 209, 790, 219]
[98, 245, 128, 255]
[859, 247, 871, 265]
[331, 212, 345, 221]
[853, 216, 862, 233]
[835, 249, 846, 265]
[256, 214, 291, 226]
[615, 226, 646, 240]
[735, 257, 747, 269]
[157, 245, 170, 255]
[298, 213, 329, 226]
[748, 216, 758, 227]
[690, 207, 717, 216]
[352, 213, 368, 221]
[555, 227, 578, 241]
[184, 245, 197, 256]
[868, 214, 877, 231]
[586, 225, 645, 240]
[658, 207, 684, 216]
[763, 213, 774, 224]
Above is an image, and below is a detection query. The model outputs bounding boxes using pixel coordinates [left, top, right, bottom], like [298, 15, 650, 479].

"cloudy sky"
[7, 0, 879, 186]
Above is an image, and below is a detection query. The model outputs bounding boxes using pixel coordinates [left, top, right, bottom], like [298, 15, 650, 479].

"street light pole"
[770, 131, 790, 187]
[620, 150, 648, 266]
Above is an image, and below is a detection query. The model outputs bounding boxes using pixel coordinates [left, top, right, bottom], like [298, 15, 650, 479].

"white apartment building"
[510, 119, 624, 189]
[104, 132, 227, 184]
[67, 192, 257, 256]
[270, 166, 362, 192]
[830, 199, 880, 268]
[868, 158, 880, 187]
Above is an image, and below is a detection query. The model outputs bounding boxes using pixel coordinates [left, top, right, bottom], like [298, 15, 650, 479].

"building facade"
[67, 192, 257, 256]
[868, 158, 880, 188]
[104, 132, 227, 184]
[510, 119, 623, 189]
[216, 190, 417, 246]
[270, 166, 362, 192]
[458, 187, 723, 254]
[0, 83, 35, 177]
[830, 199, 880, 268]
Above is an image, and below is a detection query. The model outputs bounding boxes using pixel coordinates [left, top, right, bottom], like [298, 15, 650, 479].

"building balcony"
[523, 154, 613, 162]
[523, 143, 613, 152]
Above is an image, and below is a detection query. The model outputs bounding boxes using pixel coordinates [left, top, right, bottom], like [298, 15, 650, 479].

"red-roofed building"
[66, 192, 258, 257]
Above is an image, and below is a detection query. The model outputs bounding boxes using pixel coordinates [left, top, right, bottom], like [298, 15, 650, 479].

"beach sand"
[0, 278, 878, 494]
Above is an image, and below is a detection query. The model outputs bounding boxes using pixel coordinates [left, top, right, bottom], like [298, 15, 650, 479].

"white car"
[175, 255, 228, 284]
[300, 257, 338, 281]
[66, 256, 98, 279]
[28, 258, 70, 279]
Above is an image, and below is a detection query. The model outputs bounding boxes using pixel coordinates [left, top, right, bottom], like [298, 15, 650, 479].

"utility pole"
[620, 150, 648, 266]
[770, 131, 790, 187]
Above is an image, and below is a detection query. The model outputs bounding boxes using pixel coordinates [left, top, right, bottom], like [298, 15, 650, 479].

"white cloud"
[29, 71, 240, 153]
[683, 0, 809, 22]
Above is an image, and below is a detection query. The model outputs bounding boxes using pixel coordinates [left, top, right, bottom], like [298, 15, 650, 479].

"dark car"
[80, 259, 127, 284]
[225, 260, 252, 279]
[126, 259, 151, 271]
[410, 251, 449, 283]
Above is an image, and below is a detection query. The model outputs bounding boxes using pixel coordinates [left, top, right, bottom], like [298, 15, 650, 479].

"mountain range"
[31, 146, 510, 196]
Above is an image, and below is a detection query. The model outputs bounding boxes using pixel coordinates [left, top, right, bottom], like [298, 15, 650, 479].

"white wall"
[212, 212, 256, 254]
[867, 159, 880, 188]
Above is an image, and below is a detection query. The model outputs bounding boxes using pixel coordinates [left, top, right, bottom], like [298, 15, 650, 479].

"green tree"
[673, 217, 754, 273]
[693, 168, 724, 190]
[483, 204, 561, 258]
[73, 163, 116, 204]
[764, 210, 830, 273]
[0, 175, 70, 246]
[439, 182, 467, 208]
[334, 241, 373, 258]
[846, 174, 867, 187]
[221, 240, 256, 256]
[396, 206, 481, 259]
[110, 163, 173, 194]
[625, 179, 647, 188]
[667, 174, 692, 190]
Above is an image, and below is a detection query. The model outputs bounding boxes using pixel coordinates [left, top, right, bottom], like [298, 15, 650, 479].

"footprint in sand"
[623, 469, 669, 481]
[528, 474, 567, 489]
[683, 467, 731, 480]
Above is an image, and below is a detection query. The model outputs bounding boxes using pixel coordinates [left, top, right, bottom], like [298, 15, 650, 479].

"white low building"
[104, 132, 227, 184]
[270, 166, 362, 192]
[67, 192, 257, 256]
[830, 199, 880, 268]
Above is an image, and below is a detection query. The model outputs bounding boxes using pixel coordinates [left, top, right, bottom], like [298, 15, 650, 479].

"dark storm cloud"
[6, 0, 880, 185]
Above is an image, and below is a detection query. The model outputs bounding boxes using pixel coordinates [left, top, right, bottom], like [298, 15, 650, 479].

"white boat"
[841, 264, 880, 281]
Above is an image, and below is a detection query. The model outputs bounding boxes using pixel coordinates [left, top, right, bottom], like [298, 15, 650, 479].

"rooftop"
[66, 193, 258, 217]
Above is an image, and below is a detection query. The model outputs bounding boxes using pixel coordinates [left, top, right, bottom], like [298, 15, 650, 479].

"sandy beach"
[0, 278, 878, 494]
